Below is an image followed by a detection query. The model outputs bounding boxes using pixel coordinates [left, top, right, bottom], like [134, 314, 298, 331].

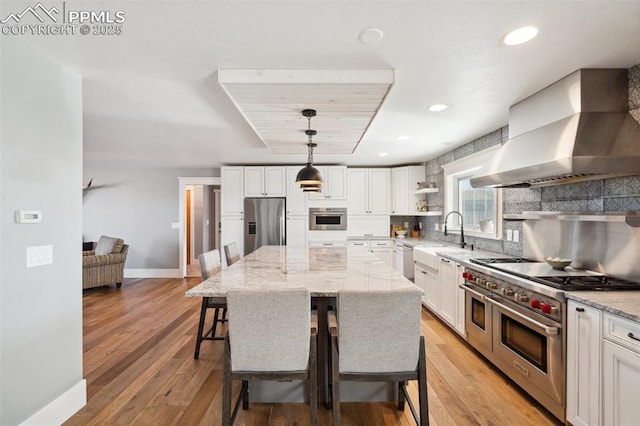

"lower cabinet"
[567, 300, 640, 426]
[602, 312, 640, 426]
[347, 239, 393, 268]
[221, 215, 244, 265]
[414, 261, 438, 310]
[567, 300, 602, 426]
[437, 257, 465, 337]
[286, 215, 308, 246]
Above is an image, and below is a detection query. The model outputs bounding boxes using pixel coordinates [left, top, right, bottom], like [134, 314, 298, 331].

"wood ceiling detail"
[218, 69, 394, 154]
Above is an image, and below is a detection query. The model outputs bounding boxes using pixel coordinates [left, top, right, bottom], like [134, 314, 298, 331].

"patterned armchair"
[82, 236, 129, 289]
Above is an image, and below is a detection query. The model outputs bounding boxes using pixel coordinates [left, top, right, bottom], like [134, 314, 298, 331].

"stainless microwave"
[309, 208, 347, 231]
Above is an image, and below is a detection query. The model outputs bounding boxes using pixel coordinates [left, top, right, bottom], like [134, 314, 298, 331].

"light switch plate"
[171, 222, 180, 229]
[506, 229, 513, 241]
[26, 245, 53, 268]
[513, 230, 520, 242]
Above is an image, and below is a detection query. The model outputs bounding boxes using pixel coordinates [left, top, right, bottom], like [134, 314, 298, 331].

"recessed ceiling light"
[428, 104, 448, 112]
[396, 136, 410, 141]
[503, 26, 538, 46]
[378, 152, 388, 157]
[358, 28, 384, 45]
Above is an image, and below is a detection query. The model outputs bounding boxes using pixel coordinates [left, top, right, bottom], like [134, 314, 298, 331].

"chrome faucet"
[444, 211, 466, 249]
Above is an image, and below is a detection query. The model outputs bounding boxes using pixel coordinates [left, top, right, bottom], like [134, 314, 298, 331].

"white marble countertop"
[186, 245, 420, 298]
[564, 292, 640, 322]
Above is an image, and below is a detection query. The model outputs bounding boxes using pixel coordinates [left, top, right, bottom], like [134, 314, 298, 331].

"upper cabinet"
[244, 166, 286, 197]
[309, 166, 347, 200]
[221, 166, 244, 216]
[348, 168, 390, 214]
[286, 167, 308, 215]
[391, 165, 424, 215]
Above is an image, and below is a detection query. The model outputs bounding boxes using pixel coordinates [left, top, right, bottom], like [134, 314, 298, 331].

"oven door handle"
[459, 284, 486, 301]
[485, 297, 560, 335]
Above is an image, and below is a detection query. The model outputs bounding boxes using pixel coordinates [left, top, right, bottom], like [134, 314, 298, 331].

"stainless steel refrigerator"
[243, 197, 286, 256]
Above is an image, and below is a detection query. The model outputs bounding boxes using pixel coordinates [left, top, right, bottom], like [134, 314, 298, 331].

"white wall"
[0, 39, 84, 424]
[82, 167, 218, 274]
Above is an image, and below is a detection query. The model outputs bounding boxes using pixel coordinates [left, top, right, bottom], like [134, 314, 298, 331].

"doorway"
[178, 177, 221, 278]
[185, 184, 221, 277]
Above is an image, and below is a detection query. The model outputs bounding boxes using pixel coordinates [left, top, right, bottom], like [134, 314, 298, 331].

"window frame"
[442, 145, 502, 240]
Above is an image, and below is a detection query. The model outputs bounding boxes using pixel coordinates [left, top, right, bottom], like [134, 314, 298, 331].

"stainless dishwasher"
[393, 241, 414, 280]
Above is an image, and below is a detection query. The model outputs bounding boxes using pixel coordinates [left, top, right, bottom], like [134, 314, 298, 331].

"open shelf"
[414, 188, 439, 194]
[415, 211, 443, 217]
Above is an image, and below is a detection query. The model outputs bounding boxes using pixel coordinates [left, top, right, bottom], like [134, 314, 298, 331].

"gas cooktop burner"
[470, 257, 640, 291]
[532, 275, 640, 291]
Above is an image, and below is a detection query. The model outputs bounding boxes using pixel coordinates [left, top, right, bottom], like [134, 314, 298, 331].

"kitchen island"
[186, 245, 421, 403]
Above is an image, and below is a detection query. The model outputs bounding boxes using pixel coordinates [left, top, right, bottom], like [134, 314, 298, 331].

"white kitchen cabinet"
[348, 239, 393, 268]
[286, 215, 308, 247]
[348, 168, 390, 214]
[602, 341, 640, 426]
[286, 167, 308, 215]
[423, 264, 439, 312]
[438, 257, 456, 326]
[453, 262, 466, 336]
[391, 165, 424, 215]
[567, 300, 602, 426]
[602, 313, 640, 426]
[220, 215, 244, 265]
[221, 167, 244, 216]
[244, 166, 286, 197]
[347, 215, 390, 237]
[371, 245, 393, 267]
[309, 166, 347, 200]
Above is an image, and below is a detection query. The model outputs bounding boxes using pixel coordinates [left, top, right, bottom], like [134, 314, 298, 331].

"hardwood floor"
[67, 277, 560, 425]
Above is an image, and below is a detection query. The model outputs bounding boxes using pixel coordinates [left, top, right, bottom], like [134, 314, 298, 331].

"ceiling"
[218, 69, 394, 154]
[11, 0, 640, 169]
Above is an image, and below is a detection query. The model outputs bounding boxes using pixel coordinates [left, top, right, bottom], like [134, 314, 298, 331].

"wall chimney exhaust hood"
[471, 69, 640, 188]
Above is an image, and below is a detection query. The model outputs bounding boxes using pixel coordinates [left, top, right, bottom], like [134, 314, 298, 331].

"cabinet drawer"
[370, 240, 392, 248]
[603, 312, 640, 353]
[309, 241, 346, 248]
[348, 240, 370, 248]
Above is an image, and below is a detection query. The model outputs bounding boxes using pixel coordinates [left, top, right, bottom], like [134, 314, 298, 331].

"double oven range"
[460, 257, 640, 422]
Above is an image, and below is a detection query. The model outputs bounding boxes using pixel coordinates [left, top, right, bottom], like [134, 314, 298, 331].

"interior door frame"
[178, 177, 220, 277]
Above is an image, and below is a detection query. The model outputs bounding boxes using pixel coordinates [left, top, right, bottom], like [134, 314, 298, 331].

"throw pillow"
[95, 236, 124, 255]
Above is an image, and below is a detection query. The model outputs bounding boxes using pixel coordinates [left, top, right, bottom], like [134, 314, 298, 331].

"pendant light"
[295, 109, 323, 191]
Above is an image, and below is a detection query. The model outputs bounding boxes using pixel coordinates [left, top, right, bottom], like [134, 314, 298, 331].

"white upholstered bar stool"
[329, 287, 428, 425]
[224, 242, 241, 267]
[223, 288, 318, 426]
[193, 249, 225, 359]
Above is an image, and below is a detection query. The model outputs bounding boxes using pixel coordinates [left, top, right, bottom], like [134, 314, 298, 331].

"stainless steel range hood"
[471, 69, 640, 188]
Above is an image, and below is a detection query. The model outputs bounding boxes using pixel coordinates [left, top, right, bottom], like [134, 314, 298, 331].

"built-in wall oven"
[309, 208, 347, 231]
[460, 262, 566, 422]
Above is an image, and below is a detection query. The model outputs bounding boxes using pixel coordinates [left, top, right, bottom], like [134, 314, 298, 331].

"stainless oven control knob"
[501, 288, 514, 296]
[475, 277, 486, 285]
[486, 281, 498, 289]
[515, 293, 529, 302]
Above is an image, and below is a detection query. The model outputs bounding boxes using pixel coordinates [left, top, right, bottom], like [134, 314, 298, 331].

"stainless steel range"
[460, 257, 640, 423]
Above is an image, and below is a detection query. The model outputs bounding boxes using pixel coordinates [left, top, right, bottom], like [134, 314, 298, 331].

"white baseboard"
[124, 268, 181, 278]
[20, 379, 86, 426]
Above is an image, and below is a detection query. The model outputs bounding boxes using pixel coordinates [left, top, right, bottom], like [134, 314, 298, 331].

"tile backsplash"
[421, 64, 640, 257]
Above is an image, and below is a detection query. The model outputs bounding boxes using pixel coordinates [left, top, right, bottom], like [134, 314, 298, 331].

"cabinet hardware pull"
[441, 259, 450, 263]
[576, 307, 585, 312]
[421, 271, 426, 274]
[628, 332, 640, 342]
